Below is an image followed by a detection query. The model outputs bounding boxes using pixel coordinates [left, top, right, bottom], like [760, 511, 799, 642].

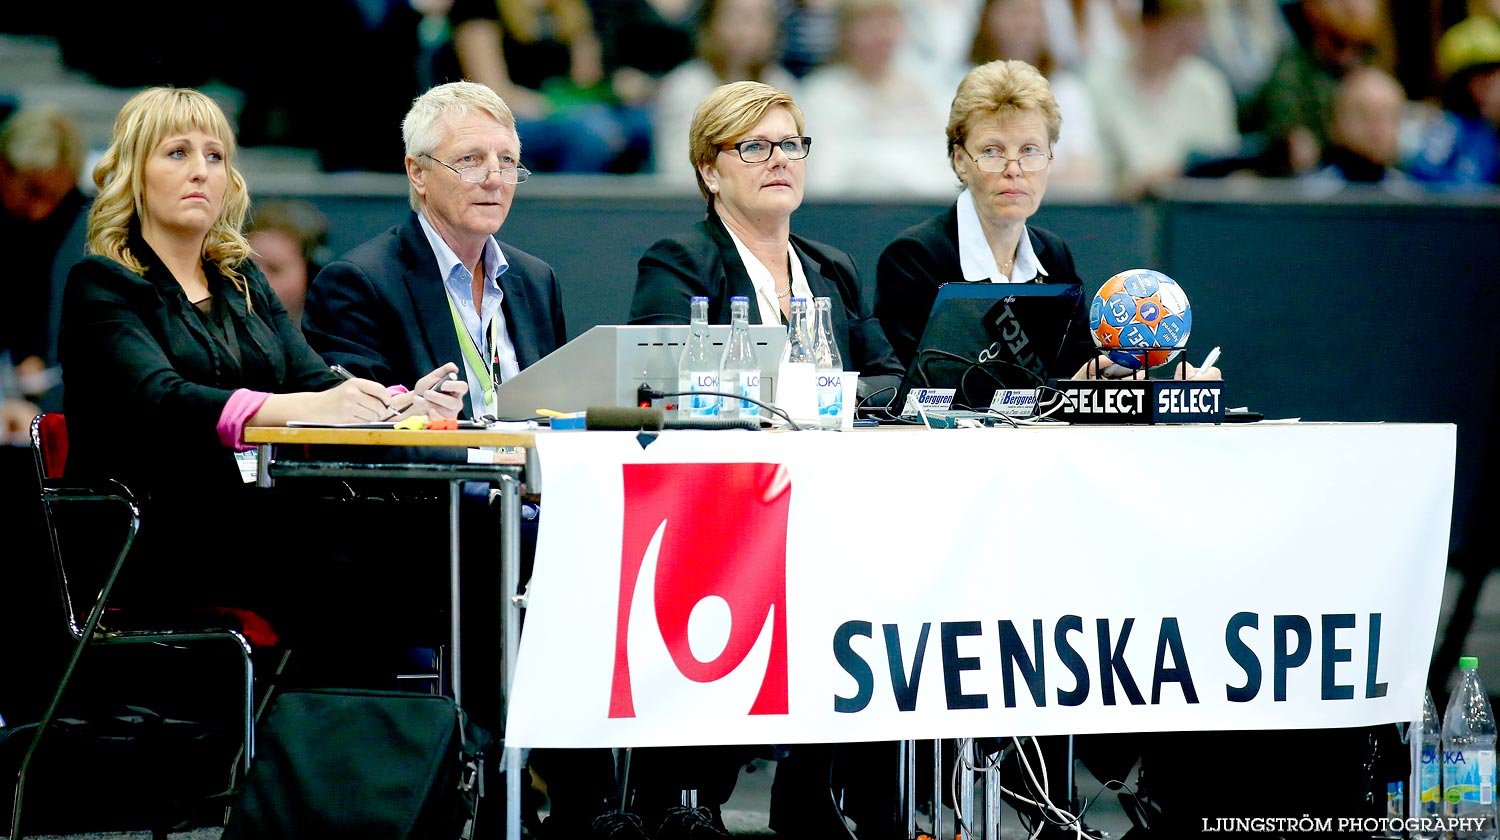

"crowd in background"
[0, 7, 1495, 834]
[2, 0, 1498, 194]
[1, 0, 1498, 432]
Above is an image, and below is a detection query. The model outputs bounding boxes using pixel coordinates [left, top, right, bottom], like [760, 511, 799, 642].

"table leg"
[984, 746, 1001, 839]
[498, 473, 522, 840]
[449, 480, 463, 708]
[255, 444, 273, 489]
[902, 740, 916, 839]
[960, 739, 974, 839]
[932, 739, 943, 839]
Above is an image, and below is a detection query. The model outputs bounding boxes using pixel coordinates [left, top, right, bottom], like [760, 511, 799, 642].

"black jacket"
[630, 212, 904, 390]
[875, 205, 1095, 376]
[60, 233, 339, 501]
[303, 212, 567, 419]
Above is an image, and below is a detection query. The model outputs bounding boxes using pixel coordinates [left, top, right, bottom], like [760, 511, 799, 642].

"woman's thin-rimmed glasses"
[421, 152, 530, 184]
[964, 148, 1052, 173]
[720, 136, 812, 163]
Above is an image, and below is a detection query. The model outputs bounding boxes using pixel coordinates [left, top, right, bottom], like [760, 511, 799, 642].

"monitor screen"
[893, 282, 1084, 411]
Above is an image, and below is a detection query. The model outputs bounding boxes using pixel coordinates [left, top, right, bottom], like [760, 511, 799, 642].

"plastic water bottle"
[1412, 686, 1443, 838]
[719, 296, 760, 422]
[1376, 721, 1410, 839]
[776, 297, 818, 426]
[1378, 724, 1406, 838]
[1444, 656, 1498, 838]
[677, 296, 719, 419]
[812, 297, 844, 430]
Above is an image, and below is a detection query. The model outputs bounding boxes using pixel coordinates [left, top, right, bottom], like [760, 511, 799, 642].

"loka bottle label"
[735, 371, 761, 417]
[817, 371, 843, 421]
[686, 371, 721, 417]
[1444, 747, 1496, 805]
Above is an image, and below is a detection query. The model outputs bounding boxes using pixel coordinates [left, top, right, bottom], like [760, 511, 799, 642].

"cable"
[992, 736, 1144, 840]
[639, 385, 802, 431]
[827, 781, 858, 840]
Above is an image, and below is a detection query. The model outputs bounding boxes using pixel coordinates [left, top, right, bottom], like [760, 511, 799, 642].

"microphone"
[665, 417, 760, 431]
[583, 406, 761, 432]
[585, 406, 665, 431]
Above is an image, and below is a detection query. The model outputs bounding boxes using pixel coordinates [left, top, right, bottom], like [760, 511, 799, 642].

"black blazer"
[630, 212, 904, 387]
[303, 212, 567, 419]
[60, 234, 340, 501]
[875, 205, 1096, 376]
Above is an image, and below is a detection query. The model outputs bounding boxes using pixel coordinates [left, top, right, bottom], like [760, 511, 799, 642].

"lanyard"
[445, 293, 499, 412]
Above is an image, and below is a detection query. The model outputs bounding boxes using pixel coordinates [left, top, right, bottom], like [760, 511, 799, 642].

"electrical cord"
[827, 781, 859, 840]
[992, 736, 1143, 840]
[637, 385, 802, 431]
[853, 384, 897, 419]
[878, 349, 1058, 428]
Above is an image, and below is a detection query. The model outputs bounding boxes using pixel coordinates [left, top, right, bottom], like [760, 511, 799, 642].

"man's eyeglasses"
[421, 152, 530, 184]
[720, 136, 812, 164]
[964, 148, 1053, 173]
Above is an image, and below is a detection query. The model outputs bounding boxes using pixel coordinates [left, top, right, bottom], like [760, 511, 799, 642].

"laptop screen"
[893, 282, 1083, 411]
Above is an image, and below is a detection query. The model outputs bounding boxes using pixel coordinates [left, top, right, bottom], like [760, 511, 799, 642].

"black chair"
[8, 413, 268, 839]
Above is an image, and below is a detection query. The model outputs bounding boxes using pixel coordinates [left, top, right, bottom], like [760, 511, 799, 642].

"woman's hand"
[319, 378, 401, 422]
[1175, 361, 1223, 381]
[1070, 353, 1223, 380]
[1071, 354, 1146, 380]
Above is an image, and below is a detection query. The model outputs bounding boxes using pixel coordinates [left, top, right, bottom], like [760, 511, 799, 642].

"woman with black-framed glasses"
[624, 81, 906, 840]
[628, 80, 903, 408]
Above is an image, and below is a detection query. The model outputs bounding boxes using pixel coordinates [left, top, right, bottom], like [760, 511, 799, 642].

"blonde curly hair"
[87, 87, 252, 293]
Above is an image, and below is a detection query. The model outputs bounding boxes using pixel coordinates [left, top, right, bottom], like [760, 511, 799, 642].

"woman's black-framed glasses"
[721, 136, 812, 163]
[965, 147, 1052, 173]
[421, 152, 530, 184]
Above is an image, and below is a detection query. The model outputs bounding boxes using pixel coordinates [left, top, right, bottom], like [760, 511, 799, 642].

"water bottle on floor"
[1444, 656, 1498, 838]
[1377, 725, 1406, 838]
[1412, 687, 1443, 838]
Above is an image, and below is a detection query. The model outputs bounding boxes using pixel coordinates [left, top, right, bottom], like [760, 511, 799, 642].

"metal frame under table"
[244, 426, 534, 840]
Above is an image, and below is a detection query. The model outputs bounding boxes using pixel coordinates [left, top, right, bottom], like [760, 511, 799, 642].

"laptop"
[493, 324, 788, 420]
[892, 282, 1084, 413]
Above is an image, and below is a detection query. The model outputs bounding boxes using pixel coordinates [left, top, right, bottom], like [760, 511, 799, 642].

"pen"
[1199, 346, 1222, 373]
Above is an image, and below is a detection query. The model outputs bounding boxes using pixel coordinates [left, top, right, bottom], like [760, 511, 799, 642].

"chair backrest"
[29, 412, 141, 641]
[26, 413, 279, 649]
[31, 412, 69, 480]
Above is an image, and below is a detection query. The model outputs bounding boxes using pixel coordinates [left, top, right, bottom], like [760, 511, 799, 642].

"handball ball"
[1089, 269, 1193, 370]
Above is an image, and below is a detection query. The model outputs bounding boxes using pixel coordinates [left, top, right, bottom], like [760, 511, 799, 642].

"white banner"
[506, 424, 1455, 748]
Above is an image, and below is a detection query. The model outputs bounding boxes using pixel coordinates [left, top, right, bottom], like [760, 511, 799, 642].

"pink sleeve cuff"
[219, 389, 272, 452]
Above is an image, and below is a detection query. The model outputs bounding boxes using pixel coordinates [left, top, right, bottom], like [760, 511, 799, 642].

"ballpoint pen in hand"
[329, 364, 401, 420]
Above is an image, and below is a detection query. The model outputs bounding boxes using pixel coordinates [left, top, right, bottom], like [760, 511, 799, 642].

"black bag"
[222, 688, 488, 840]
